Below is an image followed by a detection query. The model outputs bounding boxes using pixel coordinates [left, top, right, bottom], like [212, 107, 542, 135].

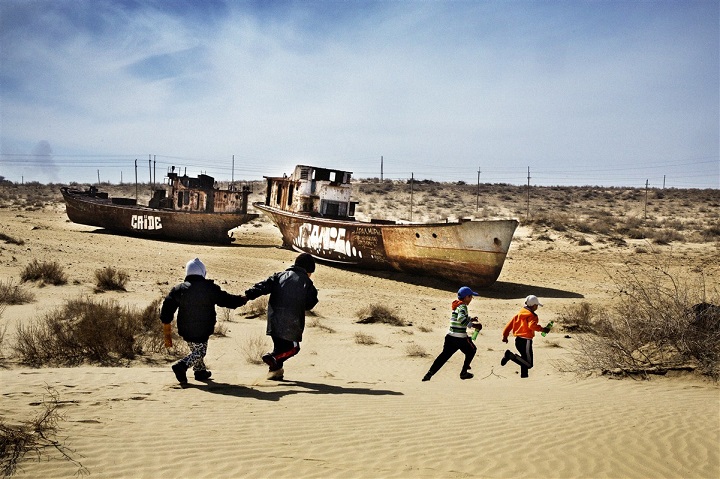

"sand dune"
[0, 198, 718, 479]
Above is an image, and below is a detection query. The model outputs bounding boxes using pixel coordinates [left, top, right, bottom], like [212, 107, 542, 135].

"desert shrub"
[0, 387, 87, 477]
[241, 296, 269, 319]
[13, 296, 174, 366]
[239, 334, 267, 364]
[0, 232, 24, 245]
[577, 237, 592, 246]
[213, 316, 229, 337]
[405, 343, 428, 357]
[356, 304, 406, 326]
[354, 332, 377, 345]
[0, 278, 35, 304]
[566, 260, 720, 379]
[94, 267, 129, 291]
[556, 302, 601, 333]
[20, 260, 67, 285]
[307, 317, 335, 333]
[649, 229, 685, 245]
[701, 225, 720, 241]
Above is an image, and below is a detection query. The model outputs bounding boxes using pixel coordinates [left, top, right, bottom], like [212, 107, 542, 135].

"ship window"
[275, 184, 282, 205]
[183, 191, 189, 206]
[287, 184, 293, 205]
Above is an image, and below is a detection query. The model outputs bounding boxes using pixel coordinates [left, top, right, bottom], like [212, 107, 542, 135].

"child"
[160, 258, 246, 384]
[500, 295, 550, 378]
[244, 253, 319, 380]
[422, 286, 483, 381]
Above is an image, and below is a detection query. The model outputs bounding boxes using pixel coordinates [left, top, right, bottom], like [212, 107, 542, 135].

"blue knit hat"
[185, 258, 206, 278]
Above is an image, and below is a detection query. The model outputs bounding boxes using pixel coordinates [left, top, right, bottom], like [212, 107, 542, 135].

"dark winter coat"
[244, 265, 319, 342]
[160, 275, 246, 343]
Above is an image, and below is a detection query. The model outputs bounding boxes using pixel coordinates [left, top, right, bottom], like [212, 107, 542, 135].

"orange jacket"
[502, 307, 543, 340]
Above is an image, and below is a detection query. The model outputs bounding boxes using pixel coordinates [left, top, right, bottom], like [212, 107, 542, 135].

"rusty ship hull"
[62, 187, 258, 243]
[254, 202, 518, 286]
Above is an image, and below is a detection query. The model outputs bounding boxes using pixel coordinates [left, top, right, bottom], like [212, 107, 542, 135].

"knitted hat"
[294, 253, 315, 273]
[185, 258, 206, 278]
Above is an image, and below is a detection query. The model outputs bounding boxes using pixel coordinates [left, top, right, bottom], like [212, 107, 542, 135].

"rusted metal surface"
[61, 172, 258, 244]
[256, 164, 518, 285]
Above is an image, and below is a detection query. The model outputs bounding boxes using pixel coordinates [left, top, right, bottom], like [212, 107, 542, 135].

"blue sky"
[1, 0, 718, 188]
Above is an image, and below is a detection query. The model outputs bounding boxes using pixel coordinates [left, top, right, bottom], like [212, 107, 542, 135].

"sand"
[0, 200, 718, 479]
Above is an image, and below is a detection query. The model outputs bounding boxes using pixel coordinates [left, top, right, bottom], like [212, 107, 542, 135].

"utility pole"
[663, 175, 666, 189]
[381, 156, 383, 181]
[97, 170, 100, 184]
[526, 166, 531, 220]
[644, 179, 649, 220]
[232, 155, 235, 185]
[410, 172, 414, 222]
[476, 167, 481, 211]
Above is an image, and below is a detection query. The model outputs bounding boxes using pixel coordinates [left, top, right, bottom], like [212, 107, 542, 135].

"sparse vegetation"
[354, 332, 377, 345]
[405, 343, 428, 358]
[356, 304, 406, 326]
[0, 232, 24, 245]
[0, 278, 35, 305]
[308, 317, 335, 333]
[239, 334, 267, 364]
[20, 260, 67, 286]
[563, 260, 720, 380]
[94, 266, 129, 291]
[12, 296, 176, 366]
[241, 296, 269, 319]
[0, 387, 87, 477]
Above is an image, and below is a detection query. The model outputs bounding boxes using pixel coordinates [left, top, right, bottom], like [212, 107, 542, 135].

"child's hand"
[502, 337, 508, 343]
[471, 322, 482, 330]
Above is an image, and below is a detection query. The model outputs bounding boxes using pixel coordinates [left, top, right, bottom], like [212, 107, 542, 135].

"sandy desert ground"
[0, 183, 719, 479]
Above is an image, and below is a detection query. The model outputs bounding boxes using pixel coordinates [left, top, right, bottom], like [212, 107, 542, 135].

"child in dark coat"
[161, 258, 246, 384]
[244, 253, 319, 380]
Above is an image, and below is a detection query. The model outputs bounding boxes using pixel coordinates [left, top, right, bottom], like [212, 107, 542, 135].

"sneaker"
[262, 352, 281, 371]
[501, 350, 513, 367]
[172, 361, 188, 384]
[460, 371, 474, 380]
[267, 368, 284, 381]
[422, 374, 432, 382]
[194, 370, 212, 381]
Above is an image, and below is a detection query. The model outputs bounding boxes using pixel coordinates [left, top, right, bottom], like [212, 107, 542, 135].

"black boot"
[172, 361, 188, 384]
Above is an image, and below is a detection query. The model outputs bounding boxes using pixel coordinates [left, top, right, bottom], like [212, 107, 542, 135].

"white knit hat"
[185, 258, 206, 278]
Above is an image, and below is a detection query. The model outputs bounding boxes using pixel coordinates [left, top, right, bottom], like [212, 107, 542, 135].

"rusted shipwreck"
[254, 165, 518, 286]
[61, 169, 258, 243]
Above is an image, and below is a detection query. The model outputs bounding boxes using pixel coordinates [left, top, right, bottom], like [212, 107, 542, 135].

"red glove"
[163, 323, 173, 348]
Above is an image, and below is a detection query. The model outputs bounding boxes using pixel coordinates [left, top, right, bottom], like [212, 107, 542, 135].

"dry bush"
[405, 343, 428, 357]
[0, 278, 35, 305]
[356, 304, 406, 326]
[20, 260, 67, 285]
[557, 302, 601, 333]
[213, 316, 229, 337]
[307, 317, 335, 333]
[241, 296, 269, 319]
[239, 334, 268, 364]
[354, 332, 377, 345]
[0, 387, 87, 477]
[12, 296, 175, 366]
[565, 260, 720, 379]
[0, 232, 24, 245]
[94, 267, 129, 291]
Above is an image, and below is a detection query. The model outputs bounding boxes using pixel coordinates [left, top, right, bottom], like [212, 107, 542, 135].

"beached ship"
[254, 165, 518, 286]
[61, 168, 258, 243]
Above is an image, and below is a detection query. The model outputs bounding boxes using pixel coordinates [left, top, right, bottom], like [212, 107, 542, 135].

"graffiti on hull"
[131, 215, 163, 231]
[292, 222, 386, 263]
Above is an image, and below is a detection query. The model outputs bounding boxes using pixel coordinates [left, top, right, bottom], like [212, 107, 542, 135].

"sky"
[0, 0, 718, 188]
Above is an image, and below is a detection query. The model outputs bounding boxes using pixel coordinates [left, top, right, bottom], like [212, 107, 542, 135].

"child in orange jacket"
[500, 295, 551, 378]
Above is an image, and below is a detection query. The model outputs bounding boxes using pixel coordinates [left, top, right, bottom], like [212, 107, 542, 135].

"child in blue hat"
[422, 286, 483, 381]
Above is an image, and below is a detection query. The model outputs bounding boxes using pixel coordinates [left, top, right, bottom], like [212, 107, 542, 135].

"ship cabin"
[149, 168, 251, 214]
[264, 165, 357, 219]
